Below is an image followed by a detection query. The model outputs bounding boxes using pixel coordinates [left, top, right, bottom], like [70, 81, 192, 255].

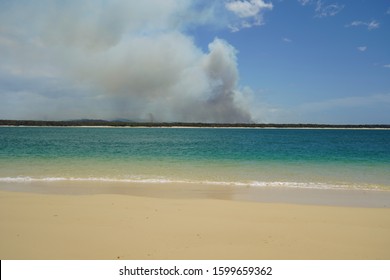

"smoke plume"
[0, 0, 253, 123]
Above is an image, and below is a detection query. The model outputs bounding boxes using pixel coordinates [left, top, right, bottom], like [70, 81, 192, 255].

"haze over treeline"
[1, 119, 389, 129]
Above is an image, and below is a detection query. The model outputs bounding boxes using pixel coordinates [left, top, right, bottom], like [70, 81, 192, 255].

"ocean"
[0, 127, 389, 191]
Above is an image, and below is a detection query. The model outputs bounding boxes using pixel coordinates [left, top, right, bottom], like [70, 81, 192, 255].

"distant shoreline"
[1, 119, 389, 129]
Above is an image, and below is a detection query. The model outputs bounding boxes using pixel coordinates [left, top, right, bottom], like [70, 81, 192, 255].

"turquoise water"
[0, 127, 389, 190]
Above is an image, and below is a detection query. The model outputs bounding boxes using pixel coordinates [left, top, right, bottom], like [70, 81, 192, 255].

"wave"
[0, 176, 386, 191]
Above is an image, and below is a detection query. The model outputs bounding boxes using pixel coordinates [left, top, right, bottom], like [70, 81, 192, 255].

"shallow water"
[0, 127, 389, 190]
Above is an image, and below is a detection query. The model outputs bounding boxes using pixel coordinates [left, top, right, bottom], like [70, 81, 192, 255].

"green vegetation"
[0, 119, 389, 129]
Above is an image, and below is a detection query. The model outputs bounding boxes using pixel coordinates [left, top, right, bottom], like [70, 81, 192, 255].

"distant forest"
[0, 119, 389, 129]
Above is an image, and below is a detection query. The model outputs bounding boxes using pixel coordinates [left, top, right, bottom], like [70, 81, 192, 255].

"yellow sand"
[0, 190, 389, 260]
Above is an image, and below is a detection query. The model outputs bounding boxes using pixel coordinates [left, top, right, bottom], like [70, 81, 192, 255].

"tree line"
[0, 119, 389, 129]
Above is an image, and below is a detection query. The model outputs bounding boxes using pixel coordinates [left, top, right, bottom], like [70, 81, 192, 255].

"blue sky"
[0, 0, 389, 123]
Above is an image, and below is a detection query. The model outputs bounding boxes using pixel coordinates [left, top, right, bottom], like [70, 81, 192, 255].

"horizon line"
[0, 119, 389, 128]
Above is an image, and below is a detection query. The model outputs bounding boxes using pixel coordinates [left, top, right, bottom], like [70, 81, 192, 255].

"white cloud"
[315, 0, 344, 18]
[298, 0, 312, 6]
[298, 0, 343, 18]
[225, 0, 273, 18]
[357, 46, 367, 52]
[384, 64, 390, 68]
[225, 0, 273, 32]
[367, 20, 380, 30]
[346, 20, 380, 30]
[283, 37, 292, 43]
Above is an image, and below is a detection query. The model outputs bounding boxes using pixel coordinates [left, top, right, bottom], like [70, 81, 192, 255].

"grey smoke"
[0, 0, 253, 123]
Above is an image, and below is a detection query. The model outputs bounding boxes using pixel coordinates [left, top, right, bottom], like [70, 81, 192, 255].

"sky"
[0, 0, 389, 124]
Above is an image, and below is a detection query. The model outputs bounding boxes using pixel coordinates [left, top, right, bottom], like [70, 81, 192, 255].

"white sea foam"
[0, 176, 385, 191]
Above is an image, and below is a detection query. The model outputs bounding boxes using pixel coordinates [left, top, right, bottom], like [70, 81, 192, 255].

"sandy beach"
[1, 185, 390, 260]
